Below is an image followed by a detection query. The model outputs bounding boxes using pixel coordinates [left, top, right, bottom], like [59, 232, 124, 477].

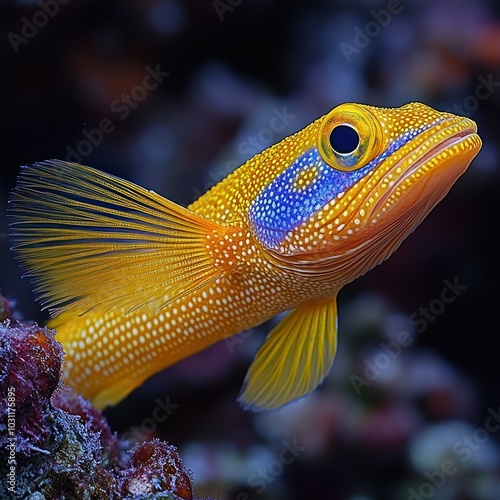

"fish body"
[8, 102, 481, 411]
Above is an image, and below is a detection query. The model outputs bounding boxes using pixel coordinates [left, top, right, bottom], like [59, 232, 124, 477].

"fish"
[8, 102, 482, 411]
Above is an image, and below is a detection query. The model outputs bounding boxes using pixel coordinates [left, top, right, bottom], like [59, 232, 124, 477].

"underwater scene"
[0, 0, 499, 498]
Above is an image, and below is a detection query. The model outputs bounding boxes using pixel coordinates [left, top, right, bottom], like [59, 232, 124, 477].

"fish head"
[249, 102, 482, 283]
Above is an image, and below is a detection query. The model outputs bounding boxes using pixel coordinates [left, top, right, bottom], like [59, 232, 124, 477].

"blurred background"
[1, 0, 499, 498]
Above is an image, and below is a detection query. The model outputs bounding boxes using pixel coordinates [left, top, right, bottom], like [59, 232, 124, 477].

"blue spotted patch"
[249, 126, 431, 250]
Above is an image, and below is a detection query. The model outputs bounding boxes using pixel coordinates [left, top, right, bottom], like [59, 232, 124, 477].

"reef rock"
[0, 306, 208, 500]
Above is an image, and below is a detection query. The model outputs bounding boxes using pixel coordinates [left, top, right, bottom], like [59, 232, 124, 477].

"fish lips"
[369, 118, 482, 224]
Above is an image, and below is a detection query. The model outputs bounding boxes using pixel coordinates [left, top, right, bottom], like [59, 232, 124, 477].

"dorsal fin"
[8, 160, 232, 317]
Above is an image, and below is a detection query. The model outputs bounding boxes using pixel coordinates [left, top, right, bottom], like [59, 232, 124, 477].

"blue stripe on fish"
[249, 127, 427, 250]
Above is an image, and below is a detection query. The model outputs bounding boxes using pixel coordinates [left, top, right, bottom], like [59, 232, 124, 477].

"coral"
[120, 440, 195, 499]
[0, 318, 210, 499]
[0, 320, 63, 459]
[51, 388, 125, 470]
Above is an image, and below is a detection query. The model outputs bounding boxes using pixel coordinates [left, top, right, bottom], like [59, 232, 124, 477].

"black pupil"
[329, 125, 359, 154]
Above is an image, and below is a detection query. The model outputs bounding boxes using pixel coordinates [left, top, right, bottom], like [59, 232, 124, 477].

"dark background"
[1, 0, 499, 499]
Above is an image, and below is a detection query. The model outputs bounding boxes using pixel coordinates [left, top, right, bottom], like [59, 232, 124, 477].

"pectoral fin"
[238, 296, 338, 411]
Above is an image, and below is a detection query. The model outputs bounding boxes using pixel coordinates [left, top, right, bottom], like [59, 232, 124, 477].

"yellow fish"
[8, 102, 481, 411]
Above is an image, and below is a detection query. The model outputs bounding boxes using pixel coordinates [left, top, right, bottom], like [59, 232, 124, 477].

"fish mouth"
[370, 117, 481, 219]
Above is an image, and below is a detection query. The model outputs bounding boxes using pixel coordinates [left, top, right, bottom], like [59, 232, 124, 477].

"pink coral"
[121, 440, 194, 499]
[0, 320, 62, 456]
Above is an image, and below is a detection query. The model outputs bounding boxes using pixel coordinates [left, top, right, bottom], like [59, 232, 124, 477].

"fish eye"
[329, 124, 360, 155]
[318, 103, 383, 171]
